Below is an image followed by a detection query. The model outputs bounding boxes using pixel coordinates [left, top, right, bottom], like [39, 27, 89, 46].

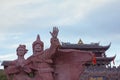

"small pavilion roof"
[96, 55, 116, 61]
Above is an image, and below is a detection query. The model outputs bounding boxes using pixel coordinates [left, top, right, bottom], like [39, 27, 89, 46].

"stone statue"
[24, 27, 60, 80]
[2, 27, 94, 80]
[4, 45, 31, 80]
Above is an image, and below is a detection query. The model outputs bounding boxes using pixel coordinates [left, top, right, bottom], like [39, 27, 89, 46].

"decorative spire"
[32, 34, 44, 50]
[78, 39, 83, 45]
[36, 34, 40, 41]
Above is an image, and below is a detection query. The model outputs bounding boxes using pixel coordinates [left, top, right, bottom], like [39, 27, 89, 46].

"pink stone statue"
[2, 27, 94, 80]
[4, 45, 31, 80]
[25, 27, 60, 80]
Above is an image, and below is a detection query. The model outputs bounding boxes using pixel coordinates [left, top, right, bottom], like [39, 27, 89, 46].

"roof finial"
[78, 39, 83, 45]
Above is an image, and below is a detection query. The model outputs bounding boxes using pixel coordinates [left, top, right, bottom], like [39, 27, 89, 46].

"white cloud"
[0, 0, 47, 9]
[0, 0, 49, 28]
[52, 0, 113, 26]
[0, 0, 114, 29]
[0, 32, 23, 43]
[0, 53, 16, 61]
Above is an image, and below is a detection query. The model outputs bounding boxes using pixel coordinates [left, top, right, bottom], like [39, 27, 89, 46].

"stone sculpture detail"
[2, 27, 94, 80]
[24, 27, 60, 80]
[4, 45, 31, 80]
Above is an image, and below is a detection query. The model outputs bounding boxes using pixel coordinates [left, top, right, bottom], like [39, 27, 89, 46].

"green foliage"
[0, 69, 7, 80]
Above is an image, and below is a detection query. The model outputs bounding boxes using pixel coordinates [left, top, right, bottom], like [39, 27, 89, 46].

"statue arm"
[23, 56, 33, 67]
[42, 27, 60, 59]
[49, 27, 60, 57]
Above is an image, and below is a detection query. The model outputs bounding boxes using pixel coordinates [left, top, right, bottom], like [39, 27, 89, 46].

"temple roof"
[96, 55, 116, 61]
[85, 55, 116, 65]
[1, 61, 12, 67]
[60, 42, 111, 51]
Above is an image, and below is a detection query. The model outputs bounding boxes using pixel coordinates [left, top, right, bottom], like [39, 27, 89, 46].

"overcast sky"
[0, 0, 120, 68]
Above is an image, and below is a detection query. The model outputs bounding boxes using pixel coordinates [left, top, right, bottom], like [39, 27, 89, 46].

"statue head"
[16, 45, 28, 56]
[32, 35, 44, 54]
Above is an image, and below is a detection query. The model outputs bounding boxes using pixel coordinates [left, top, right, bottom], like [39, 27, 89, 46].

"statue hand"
[50, 27, 59, 38]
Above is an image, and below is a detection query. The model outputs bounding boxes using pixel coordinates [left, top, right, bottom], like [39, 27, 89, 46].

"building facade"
[61, 40, 120, 80]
